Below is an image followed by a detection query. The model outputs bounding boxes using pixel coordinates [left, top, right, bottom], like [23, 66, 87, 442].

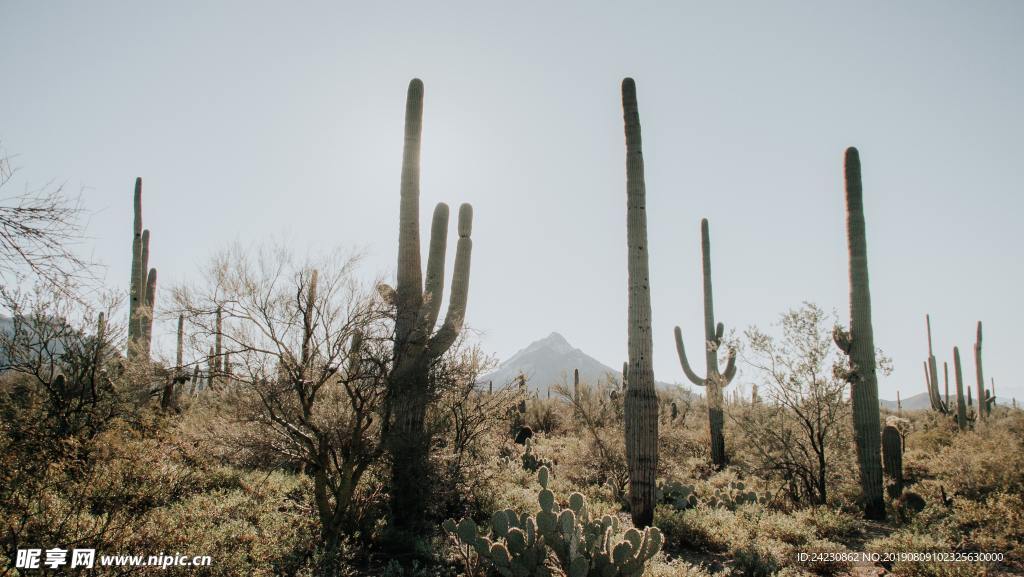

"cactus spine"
[674, 219, 736, 469]
[954, 347, 968, 430]
[621, 78, 658, 528]
[923, 315, 949, 414]
[833, 147, 885, 520]
[385, 79, 474, 537]
[881, 424, 903, 497]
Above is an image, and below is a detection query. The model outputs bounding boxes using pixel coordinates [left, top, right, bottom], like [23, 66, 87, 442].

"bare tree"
[173, 243, 390, 572]
[740, 303, 851, 506]
[0, 280, 139, 563]
[0, 148, 93, 292]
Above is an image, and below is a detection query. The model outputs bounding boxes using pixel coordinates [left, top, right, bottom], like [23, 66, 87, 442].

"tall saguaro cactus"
[127, 178, 157, 361]
[954, 347, 968, 430]
[384, 79, 474, 538]
[621, 78, 658, 528]
[923, 315, 949, 414]
[128, 178, 143, 346]
[974, 321, 994, 419]
[833, 147, 885, 521]
[674, 218, 737, 469]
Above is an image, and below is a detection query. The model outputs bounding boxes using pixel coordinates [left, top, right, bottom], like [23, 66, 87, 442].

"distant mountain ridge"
[480, 332, 673, 394]
[480, 332, 1018, 407]
[880, 391, 931, 411]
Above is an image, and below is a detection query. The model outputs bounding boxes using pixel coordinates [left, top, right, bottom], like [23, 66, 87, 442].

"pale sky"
[2, 1, 1022, 402]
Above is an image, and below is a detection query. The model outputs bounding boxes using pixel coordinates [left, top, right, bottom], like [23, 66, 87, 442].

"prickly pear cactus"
[705, 480, 760, 510]
[521, 438, 553, 472]
[657, 480, 698, 510]
[444, 466, 662, 577]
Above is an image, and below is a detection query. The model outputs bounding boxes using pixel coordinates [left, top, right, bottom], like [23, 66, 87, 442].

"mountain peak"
[482, 332, 613, 393]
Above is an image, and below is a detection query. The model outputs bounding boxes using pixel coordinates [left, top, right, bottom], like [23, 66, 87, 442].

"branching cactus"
[444, 466, 662, 577]
[128, 178, 143, 354]
[954, 347, 968, 431]
[923, 315, 949, 414]
[674, 218, 736, 470]
[382, 79, 475, 536]
[127, 178, 157, 361]
[621, 78, 659, 528]
[882, 424, 903, 498]
[832, 147, 885, 521]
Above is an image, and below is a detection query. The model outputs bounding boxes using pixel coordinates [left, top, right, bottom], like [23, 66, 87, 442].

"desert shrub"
[867, 530, 990, 577]
[645, 557, 713, 577]
[789, 506, 861, 542]
[655, 505, 746, 553]
[787, 538, 852, 576]
[951, 492, 1024, 567]
[523, 397, 568, 434]
[756, 512, 812, 546]
[730, 538, 782, 577]
[933, 426, 1024, 500]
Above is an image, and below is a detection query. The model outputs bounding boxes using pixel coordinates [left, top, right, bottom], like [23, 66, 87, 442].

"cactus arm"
[176, 314, 184, 372]
[427, 203, 473, 359]
[395, 79, 426, 344]
[300, 270, 318, 370]
[417, 203, 450, 334]
[215, 306, 223, 374]
[954, 347, 967, 430]
[721, 346, 737, 384]
[674, 326, 706, 387]
[142, 267, 157, 358]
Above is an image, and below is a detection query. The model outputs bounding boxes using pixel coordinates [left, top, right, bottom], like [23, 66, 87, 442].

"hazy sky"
[3, 1, 1022, 402]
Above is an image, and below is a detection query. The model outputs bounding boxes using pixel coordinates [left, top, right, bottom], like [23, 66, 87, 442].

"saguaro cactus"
[128, 178, 143, 348]
[923, 315, 949, 414]
[833, 147, 885, 521]
[127, 178, 157, 361]
[954, 347, 968, 430]
[621, 77, 658, 528]
[882, 425, 903, 498]
[160, 314, 186, 411]
[944, 362, 950, 407]
[974, 321, 995, 419]
[573, 368, 580, 402]
[674, 218, 736, 469]
[383, 79, 474, 538]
